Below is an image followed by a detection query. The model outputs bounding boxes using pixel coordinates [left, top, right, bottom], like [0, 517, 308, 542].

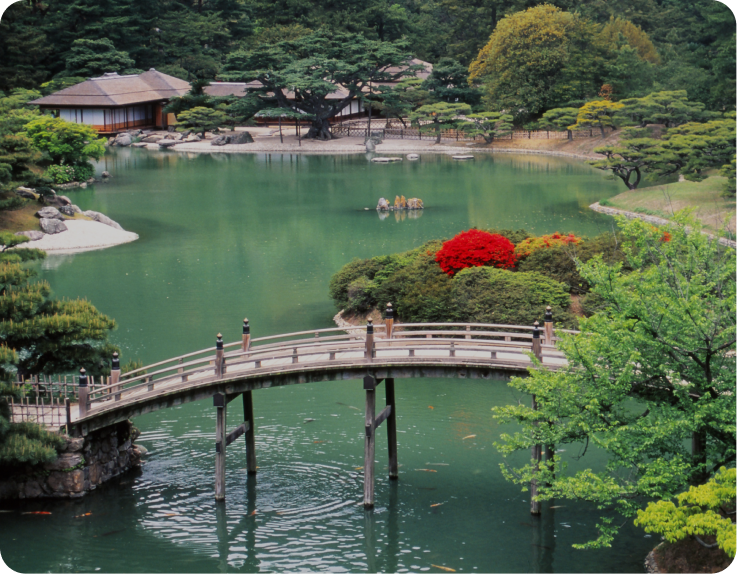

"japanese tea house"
[31, 69, 190, 134]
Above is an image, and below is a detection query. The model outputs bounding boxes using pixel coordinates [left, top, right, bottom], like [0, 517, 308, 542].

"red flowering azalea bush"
[514, 232, 582, 259]
[435, 229, 516, 276]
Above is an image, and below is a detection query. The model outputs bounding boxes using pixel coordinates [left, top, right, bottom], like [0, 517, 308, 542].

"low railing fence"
[331, 123, 611, 142]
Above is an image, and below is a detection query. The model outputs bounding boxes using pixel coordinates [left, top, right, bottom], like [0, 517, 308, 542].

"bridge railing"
[82, 319, 571, 414]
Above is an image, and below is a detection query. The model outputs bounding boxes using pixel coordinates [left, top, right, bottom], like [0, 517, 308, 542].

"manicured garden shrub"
[435, 229, 516, 276]
[514, 232, 582, 259]
[43, 162, 94, 184]
[485, 228, 531, 245]
[451, 266, 576, 327]
[328, 257, 387, 311]
[345, 276, 375, 314]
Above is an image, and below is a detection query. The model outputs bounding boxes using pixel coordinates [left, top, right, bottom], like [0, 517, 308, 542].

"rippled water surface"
[0, 150, 653, 572]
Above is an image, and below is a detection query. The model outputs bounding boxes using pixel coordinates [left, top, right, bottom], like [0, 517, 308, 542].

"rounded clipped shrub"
[435, 229, 516, 276]
[451, 266, 576, 327]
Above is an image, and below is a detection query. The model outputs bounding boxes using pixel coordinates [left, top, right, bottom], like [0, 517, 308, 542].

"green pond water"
[0, 149, 655, 573]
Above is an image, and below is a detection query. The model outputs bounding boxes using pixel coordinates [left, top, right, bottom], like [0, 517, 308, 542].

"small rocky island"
[377, 195, 424, 210]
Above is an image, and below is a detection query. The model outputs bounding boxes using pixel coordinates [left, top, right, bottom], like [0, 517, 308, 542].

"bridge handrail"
[88, 331, 565, 404]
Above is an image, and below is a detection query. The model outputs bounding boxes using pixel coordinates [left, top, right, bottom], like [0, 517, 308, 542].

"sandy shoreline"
[20, 220, 139, 254]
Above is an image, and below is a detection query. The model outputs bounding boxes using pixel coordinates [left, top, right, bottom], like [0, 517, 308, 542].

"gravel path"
[21, 220, 139, 254]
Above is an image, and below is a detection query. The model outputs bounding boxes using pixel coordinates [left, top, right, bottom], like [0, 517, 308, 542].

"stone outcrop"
[15, 187, 37, 199]
[141, 135, 163, 143]
[114, 133, 133, 147]
[59, 205, 76, 217]
[83, 210, 124, 230]
[406, 154, 419, 160]
[0, 420, 143, 499]
[36, 206, 65, 220]
[376, 196, 424, 211]
[158, 139, 178, 148]
[211, 132, 254, 146]
[15, 230, 45, 241]
[39, 218, 68, 234]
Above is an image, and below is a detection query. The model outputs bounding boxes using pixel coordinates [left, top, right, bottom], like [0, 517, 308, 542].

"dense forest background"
[0, 0, 734, 112]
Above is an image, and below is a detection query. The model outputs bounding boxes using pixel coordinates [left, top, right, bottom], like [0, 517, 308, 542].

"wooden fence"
[332, 123, 609, 142]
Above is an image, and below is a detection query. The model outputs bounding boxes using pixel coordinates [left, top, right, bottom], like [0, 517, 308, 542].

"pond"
[0, 149, 655, 573]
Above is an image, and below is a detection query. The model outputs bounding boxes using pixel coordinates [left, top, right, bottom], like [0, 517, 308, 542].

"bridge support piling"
[243, 391, 257, 474]
[531, 322, 543, 515]
[385, 378, 398, 479]
[214, 393, 227, 501]
[363, 375, 376, 508]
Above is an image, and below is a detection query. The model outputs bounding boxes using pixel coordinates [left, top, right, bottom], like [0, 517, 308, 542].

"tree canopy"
[493, 213, 736, 548]
[221, 30, 416, 139]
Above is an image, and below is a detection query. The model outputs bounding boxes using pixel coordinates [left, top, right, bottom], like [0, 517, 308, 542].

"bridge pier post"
[364, 375, 376, 508]
[214, 393, 227, 501]
[544, 307, 554, 345]
[110, 352, 120, 396]
[531, 322, 542, 515]
[385, 303, 394, 339]
[365, 320, 375, 360]
[215, 334, 225, 377]
[78, 368, 88, 419]
[243, 391, 257, 474]
[242, 319, 250, 351]
[385, 378, 398, 479]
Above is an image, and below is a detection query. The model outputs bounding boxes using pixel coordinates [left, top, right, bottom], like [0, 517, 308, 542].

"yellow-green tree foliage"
[635, 467, 736, 558]
[570, 99, 624, 137]
[468, 5, 602, 119]
[598, 17, 660, 64]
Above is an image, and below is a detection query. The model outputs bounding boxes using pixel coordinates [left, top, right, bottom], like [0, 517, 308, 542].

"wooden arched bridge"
[17, 306, 573, 509]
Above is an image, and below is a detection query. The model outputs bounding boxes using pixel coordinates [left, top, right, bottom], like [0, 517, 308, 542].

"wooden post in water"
[543, 306, 554, 346]
[243, 391, 257, 474]
[215, 333, 225, 377]
[242, 318, 251, 351]
[365, 319, 374, 360]
[110, 352, 120, 396]
[363, 375, 376, 508]
[384, 303, 394, 339]
[65, 398, 71, 434]
[385, 378, 398, 479]
[214, 392, 227, 500]
[530, 322, 542, 515]
[77, 368, 88, 419]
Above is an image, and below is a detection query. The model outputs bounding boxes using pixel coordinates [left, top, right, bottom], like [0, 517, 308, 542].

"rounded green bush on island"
[451, 266, 576, 328]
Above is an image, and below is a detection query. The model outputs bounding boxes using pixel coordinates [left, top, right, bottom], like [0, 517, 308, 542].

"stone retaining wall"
[0, 420, 142, 499]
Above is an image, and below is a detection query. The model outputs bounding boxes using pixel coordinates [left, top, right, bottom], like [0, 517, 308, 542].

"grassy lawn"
[600, 176, 736, 236]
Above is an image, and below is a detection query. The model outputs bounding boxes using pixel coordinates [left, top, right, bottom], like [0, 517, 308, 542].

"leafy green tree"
[570, 99, 624, 137]
[375, 78, 429, 128]
[538, 108, 579, 140]
[719, 157, 735, 196]
[468, 5, 605, 121]
[422, 57, 480, 106]
[493, 213, 736, 549]
[0, 2, 53, 91]
[462, 112, 513, 144]
[221, 30, 415, 140]
[175, 106, 227, 136]
[22, 116, 105, 167]
[164, 79, 213, 116]
[635, 467, 736, 558]
[365, 1, 410, 42]
[588, 128, 662, 190]
[617, 91, 711, 128]
[658, 119, 736, 182]
[62, 38, 138, 77]
[213, 95, 265, 131]
[410, 102, 470, 144]
[597, 17, 660, 64]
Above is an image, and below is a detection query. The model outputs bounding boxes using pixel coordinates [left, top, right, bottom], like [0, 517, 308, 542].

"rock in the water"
[407, 198, 424, 209]
[131, 142, 147, 147]
[15, 230, 45, 241]
[79, 182, 87, 189]
[158, 139, 178, 148]
[115, 133, 133, 147]
[451, 154, 474, 160]
[39, 218, 68, 234]
[371, 157, 402, 163]
[377, 197, 390, 211]
[15, 187, 36, 199]
[36, 206, 65, 220]
[365, 139, 376, 152]
[406, 154, 419, 160]
[101, 171, 110, 178]
[107, 136, 116, 145]
[83, 210, 123, 230]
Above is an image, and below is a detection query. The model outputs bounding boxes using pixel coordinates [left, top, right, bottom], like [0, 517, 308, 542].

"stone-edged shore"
[0, 420, 143, 499]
